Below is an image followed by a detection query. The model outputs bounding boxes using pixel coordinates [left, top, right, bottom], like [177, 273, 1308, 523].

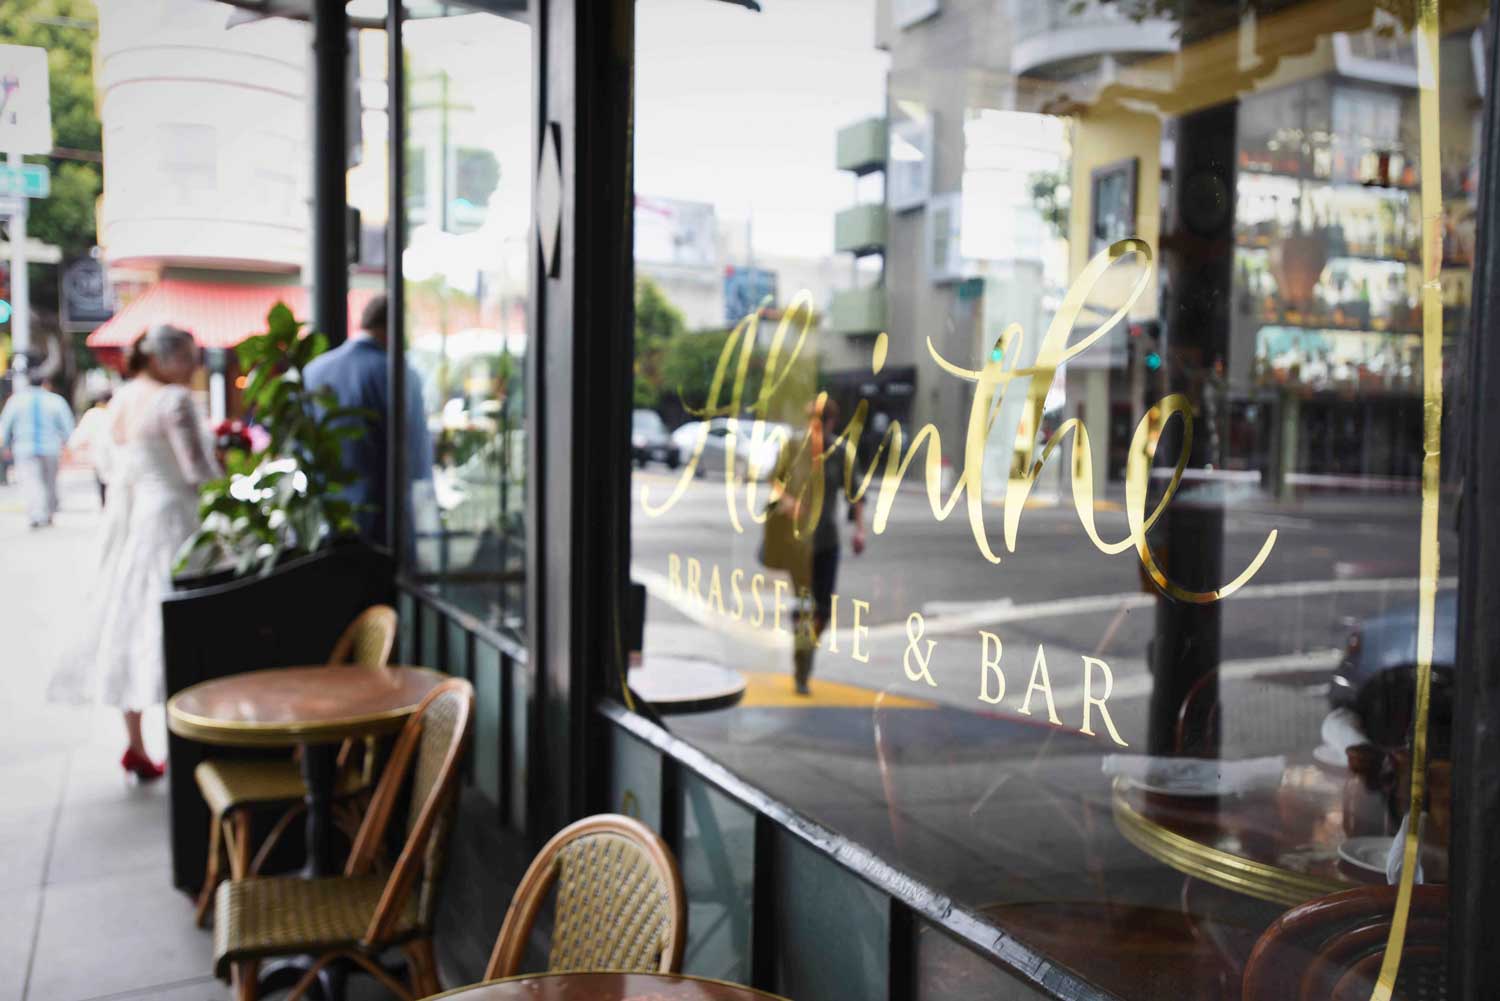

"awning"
[86, 278, 378, 353]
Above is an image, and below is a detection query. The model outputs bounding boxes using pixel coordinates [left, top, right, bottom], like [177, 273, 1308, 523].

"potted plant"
[160, 302, 399, 896]
[176, 302, 366, 579]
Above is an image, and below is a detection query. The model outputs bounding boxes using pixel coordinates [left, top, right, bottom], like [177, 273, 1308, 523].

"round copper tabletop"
[1110, 774, 1361, 906]
[628, 656, 747, 715]
[427, 972, 789, 1001]
[167, 665, 447, 748]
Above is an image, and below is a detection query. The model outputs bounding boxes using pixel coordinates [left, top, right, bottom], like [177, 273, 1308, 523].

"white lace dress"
[49, 380, 220, 710]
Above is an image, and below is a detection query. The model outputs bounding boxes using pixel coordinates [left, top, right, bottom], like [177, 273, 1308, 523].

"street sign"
[60, 252, 112, 332]
[0, 46, 53, 154]
[0, 163, 48, 199]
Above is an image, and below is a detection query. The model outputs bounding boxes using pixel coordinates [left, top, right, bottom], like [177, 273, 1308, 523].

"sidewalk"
[3, 468, 426, 1000]
[1, 466, 224, 1000]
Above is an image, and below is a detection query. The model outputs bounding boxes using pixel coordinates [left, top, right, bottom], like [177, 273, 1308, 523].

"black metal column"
[312, 0, 349, 345]
[1451, 4, 1500, 994]
[529, 0, 635, 841]
[386, 0, 406, 554]
[1146, 101, 1237, 756]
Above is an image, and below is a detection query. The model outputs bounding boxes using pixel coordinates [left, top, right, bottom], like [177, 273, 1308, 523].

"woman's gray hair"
[129, 324, 197, 373]
[140, 324, 197, 359]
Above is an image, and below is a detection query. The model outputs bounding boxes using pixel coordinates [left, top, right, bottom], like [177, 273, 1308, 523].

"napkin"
[1320, 707, 1368, 756]
[1102, 754, 1287, 795]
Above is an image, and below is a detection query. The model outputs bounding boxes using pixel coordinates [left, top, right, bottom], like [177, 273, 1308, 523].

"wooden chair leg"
[193, 813, 223, 927]
[285, 954, 339, 1001]
[230, 811, 252, 880]
[404, 937, 440, 997]
[249, 803, 304, 876]
[231, 959, 259, 1001]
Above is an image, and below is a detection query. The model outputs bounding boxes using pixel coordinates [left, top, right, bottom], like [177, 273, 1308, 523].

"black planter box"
[162, 541, 395, 895]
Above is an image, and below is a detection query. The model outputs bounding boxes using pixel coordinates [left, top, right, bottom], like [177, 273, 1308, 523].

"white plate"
[1313, 743, 1349, 769]
[1338, 836, 1394, 874]
[1127, 777, 1232, 797]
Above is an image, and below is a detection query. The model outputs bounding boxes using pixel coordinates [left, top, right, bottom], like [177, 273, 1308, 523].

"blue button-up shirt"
[304, 337, 433, 549]
[0, 386, 75, 459]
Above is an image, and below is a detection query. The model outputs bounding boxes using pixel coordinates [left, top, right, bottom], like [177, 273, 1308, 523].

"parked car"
[632, 409, 681, 468]
[1331, 589, 1457, 750]
[671, 417, 790, 478]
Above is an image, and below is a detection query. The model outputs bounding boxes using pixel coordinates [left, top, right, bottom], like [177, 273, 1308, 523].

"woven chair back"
[484, 814, 686, 980]
[345, 678, 474, 946]
[1242, 884, 1448, 1001]
[329, 604, 398, 667]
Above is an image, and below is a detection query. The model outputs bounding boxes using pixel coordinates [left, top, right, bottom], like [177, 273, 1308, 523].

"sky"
[634, 0, 891, 260]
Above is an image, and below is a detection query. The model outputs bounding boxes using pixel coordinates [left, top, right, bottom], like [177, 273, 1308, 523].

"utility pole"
[5, 150, 27, 356]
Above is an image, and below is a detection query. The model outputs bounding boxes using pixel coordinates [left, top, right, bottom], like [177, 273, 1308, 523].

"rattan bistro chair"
[484, 813, 686, 979]
[192, 605, 399, 926]
[214, 677, 474, 1001]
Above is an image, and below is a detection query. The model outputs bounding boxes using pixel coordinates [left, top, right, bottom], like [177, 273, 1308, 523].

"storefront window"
[629, 0, 1482, 995]
[400, 3, 532, 637]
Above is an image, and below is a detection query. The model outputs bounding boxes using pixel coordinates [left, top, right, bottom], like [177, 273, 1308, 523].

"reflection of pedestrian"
[49, 325, 220, 781]
[69, 390, 114, 508]
[0, 372, 75, 528]
[765, 397, 866, 695]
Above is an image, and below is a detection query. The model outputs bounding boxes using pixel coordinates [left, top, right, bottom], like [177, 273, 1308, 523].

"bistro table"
[628, 655, 747, 715]
[166, 663, 447, 876]
[427, 972, 791, 1000]
[1109, 766, 1368, 907]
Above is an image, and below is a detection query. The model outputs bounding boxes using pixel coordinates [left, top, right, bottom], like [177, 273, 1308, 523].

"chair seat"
[195, 758, 366, 816]
[213, 874, 422, 976]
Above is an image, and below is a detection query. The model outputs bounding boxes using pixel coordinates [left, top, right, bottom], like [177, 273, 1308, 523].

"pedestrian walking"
[304, 293, 433, 552]
[69, 388, 115, 508]
[0, 371, 76, 528]
[762, 396, 866, 695]
[48, 325, 220, 781]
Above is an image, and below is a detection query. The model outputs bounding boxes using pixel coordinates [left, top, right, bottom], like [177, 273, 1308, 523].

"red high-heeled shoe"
[121, 748, 165, 782]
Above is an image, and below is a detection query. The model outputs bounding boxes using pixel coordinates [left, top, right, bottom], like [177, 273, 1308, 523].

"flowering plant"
[176, 303, 368, 577]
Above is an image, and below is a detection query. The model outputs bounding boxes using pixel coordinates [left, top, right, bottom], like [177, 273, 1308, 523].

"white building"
[94, 0, 311, 273]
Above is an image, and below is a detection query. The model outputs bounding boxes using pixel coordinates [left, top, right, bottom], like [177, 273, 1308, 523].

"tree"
[633, 276, 685, 408]
[1030, 169, 1069, 240]
[660, 327, 768, 420]
[0, 0, 102, 256]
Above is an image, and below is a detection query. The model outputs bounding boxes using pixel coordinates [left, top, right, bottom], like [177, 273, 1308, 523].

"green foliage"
[1030, 169, 1070, 240]
[177, 304, 369, 578]
[0, 0, 102, 254]
[633, 276, 685, 408]
[661, 328, 768, 417]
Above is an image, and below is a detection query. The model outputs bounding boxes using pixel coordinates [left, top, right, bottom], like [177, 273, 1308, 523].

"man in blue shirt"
[304, 295, 433, 551]
[0, 372, 76, 528]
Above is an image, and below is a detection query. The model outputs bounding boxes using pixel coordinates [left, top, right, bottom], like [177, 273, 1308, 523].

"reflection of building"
[828, 1, 1071, 462]
[634, 195, 857, 353]
[1019, 2, 1484, 492]
[821, 1, 1482, 494]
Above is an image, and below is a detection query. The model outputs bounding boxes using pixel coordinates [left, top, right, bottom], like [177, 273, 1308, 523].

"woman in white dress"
[49, 325, 220, 780]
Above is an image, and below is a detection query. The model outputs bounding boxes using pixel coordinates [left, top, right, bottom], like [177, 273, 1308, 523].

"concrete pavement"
[0, 466, 225, 1000]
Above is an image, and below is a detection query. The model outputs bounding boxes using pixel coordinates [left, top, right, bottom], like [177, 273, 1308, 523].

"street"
[631, 467, 1450, 735]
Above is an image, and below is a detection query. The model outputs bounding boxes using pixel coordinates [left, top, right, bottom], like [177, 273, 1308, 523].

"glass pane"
[773, 829, 887, 1001]
[399, 591, 418, 664]
[679, 772, 755, 983]
[420, 604, 441, 673]
[401, 3, 531, 640]
[630, 1, 1480, 996]
[474, 641, 502, 803]
[915, 922, 1050, 1001]
[609, 728, 663, 831]
[446, 618, 470, 679]
[509, 651, 528, 832]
